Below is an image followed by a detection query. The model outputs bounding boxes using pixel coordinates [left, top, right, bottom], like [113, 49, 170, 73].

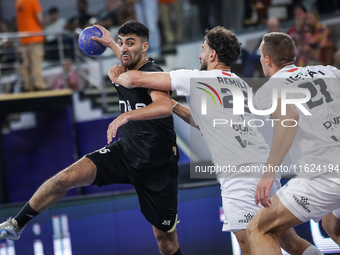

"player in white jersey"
[108, 26, 323, 255]
[247, 32, 340, 254]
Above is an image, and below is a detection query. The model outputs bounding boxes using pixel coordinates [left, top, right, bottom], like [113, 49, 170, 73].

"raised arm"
[92, 24, 120, 59]
[106, 89, 172, 143]
[255, 99, 299, 208]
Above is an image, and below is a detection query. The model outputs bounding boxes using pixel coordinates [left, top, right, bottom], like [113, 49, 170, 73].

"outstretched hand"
[91, 24, 115, 48]
[107, 113, 129, 144]
[108, 64, 127, 83]
[255, 175, 275, 208]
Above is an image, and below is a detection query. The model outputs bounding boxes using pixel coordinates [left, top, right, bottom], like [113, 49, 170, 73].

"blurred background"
[0, 0, 340, 254]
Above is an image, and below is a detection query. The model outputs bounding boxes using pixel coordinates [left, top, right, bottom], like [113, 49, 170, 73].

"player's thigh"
[152, 225, 178, 244]
[277, 178, 340, 223]
[322, 211, 340, 236]
[133, 162, 179, 233]
[251, 194, 303, 236]
[220, 178, 265, 232]
[86, 143, 131, 186]
[55, 156, 97, 188]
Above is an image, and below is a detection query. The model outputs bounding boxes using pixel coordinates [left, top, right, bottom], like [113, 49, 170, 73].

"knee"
[50, 170, 72, 191]
[235, 230, 251, 255]
[246, 219, 258, 239]
[157, 237, 178, 255]
[322, 217, 332, 233]
[155, 233, 178, 255]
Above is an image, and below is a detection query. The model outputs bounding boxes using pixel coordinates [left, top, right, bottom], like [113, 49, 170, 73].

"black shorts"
[86, 142, 179, 233]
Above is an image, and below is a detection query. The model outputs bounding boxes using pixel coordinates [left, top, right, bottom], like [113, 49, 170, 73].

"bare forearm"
[107, 90, 172, 143]
[125, 100, 172, 121]
[116, 71, 171, 91]
[172, 99, 198, 128]
[267, 121, 297, 167]
[267, 105, 299, 168]
[108, 42, 120, 60]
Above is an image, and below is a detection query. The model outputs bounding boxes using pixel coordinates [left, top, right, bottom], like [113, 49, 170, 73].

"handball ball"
[78, 27, 106, 57]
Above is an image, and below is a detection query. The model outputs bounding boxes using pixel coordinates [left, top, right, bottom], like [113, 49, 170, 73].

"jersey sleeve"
[169, 69, 200, 97]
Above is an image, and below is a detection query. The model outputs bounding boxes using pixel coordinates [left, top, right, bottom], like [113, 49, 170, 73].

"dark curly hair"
[204, 26, 242, 67]
[118, 20, 149, 42]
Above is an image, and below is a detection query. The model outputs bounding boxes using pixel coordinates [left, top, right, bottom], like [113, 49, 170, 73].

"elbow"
[163, 105, 173, 117]
[290, 111, 300, 122]
[118, 73, 134, 89]
[283, 111, 299, 127]
[161, 101, 173, 118]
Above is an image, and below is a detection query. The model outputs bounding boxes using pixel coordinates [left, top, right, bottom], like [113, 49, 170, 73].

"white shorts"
[220, 177, 281, 232]
[277, 178, 340, 223]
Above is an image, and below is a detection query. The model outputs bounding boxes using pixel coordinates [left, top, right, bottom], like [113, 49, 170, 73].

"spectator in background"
[134, 0, 161, 57]
[286, 4, 307, 47]
[241, 17, 280, 78]
[159, 0, 184, 46]
[15, 0, 46, 92]
[52, 58, 78, 91]
[334, 49, 340, 69]
[296, 9, 334, 66]
[44, 7, 67, 61]
[65, 0, 93, 31]
[250, 0, 271, 25]
[118, 0, 136, 25]
[0, 20, 16, 75]
[91, 0, 122, 29]
[190, 0, 222, 31]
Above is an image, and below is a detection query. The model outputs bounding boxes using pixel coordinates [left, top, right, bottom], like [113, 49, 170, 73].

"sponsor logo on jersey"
[162, 220, 171, 226]
[330, 136, 340, 142]
[323, 117, 340, 130]
[235, 136, 255, 148]
[196, 82, 222, 106]
[238, 213, 254, 223]
[293, 195, 311, 213]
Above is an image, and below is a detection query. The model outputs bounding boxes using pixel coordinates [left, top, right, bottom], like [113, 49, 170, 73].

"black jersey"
[114, 58, 178, 169]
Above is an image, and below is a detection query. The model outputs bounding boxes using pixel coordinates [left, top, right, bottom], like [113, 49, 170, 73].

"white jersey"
[170, 69, 270, 177]
[255, 65, 340, 180]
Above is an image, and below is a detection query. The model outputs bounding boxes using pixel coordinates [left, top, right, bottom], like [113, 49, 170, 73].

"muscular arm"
[255, 99, 299, 207]
[106, 89, 172, 143]
[114, 70, 172, 91]
[171, 99, 198, 129]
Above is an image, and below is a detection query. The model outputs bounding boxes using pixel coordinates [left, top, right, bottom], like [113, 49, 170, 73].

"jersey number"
[221, 88, 251, 114]
[298, 78, 333, 110]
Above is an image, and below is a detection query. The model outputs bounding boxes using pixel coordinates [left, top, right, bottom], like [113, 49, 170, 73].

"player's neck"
[131, 56, 149, 71]
[208, 62, 230, 72]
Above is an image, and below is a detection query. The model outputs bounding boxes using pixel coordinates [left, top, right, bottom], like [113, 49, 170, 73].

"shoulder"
[32, 0, 42, 9]
[140, 60, 163, 72]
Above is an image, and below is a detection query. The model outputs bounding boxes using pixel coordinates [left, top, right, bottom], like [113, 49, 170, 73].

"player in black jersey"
[0, 21, 182, 255]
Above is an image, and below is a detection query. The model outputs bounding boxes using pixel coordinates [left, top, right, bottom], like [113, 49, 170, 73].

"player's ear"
[210, 49, 217, 62]
[265, 55, 272, 66]
[142, 41, 149, 54]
